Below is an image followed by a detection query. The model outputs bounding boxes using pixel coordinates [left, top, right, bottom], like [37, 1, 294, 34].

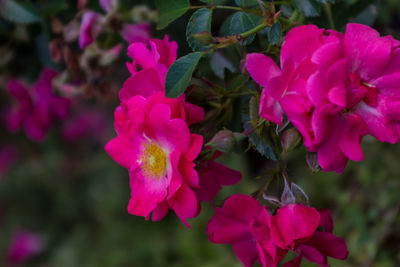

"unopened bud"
[281, 128, 301, 153]
[306, 152, 321, 173]
[192, 31, 213, 46]
[207, 130, 235, 153]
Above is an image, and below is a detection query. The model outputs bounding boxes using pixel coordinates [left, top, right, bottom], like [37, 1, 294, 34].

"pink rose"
[246, 24, 400, 173]
[6, 68, 71, 142]
[7, 230, 43, 265]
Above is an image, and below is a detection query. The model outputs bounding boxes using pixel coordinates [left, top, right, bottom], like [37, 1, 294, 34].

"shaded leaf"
[186, 8, 213, 51]
[155, 0, 190, 30]
[165, 52, 203, 98]
[229, 12, 260, 46]
[234, 0, 258, 7]
[267, 22, 282, 45]
[1, 0, 41, 24]
[291, 0, 320, 17]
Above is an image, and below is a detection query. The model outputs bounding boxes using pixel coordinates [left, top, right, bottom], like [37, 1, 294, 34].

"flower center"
[347, 72, 377, 108]
[140, 141, 167, 180]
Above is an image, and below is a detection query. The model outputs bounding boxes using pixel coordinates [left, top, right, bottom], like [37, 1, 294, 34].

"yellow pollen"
[140, 141, 167, 180]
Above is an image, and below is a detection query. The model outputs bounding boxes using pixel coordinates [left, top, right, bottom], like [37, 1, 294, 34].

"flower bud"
[207, 130, 235, 153]
[281, 128, 301, 153]
[306, 152, 321, 173]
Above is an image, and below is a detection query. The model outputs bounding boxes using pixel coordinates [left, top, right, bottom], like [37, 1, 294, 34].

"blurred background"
[1, 0, 400, 266]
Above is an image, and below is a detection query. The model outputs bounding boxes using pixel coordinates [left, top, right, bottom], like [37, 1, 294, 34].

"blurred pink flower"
[246, 23, 400, 173]
[7, 230, 43, 266]
[79, 11, 103, 49]
[207, 195, 285, 267]
[100, 0, 118, 13]
[120, 23, 151, 45]
[6, 68, 71, 142]
[62, 106, 109, 143]
[0, 145, 18, 179]
[105, 92, 204, 226]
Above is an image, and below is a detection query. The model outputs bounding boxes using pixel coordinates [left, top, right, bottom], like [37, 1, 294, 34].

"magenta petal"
[344, 23, 392, 80]
[280, 25, 323, 67]
[151, 201, 169, 221]
[168, 183, 198, 226]
[105, 135, 143, 169]
[259, 89, 283, 125]
[311, 41, 342, 69]
[183, 102, 205, 125]
[311, 105, 335, 144]
[232, 239, 259, 267]
[151, 36, 178, 68]
[305, 232, 349, 260]
[318, 209, 334, 233]
[128, 168, 169, 219]
[339, 114, 366, 161]
[246, 53, 281, 88]
[297, 244, 326, 265]
[271, 204, 320, 249]
[307, 71, 327, 106]
[79, 11, 102, 49]
[184, 134, 203, 161]
[119, 68, 163, 100]
[316, 116, 349, 173]
[127, 42, 158, 69]
[327, 86, 347, 107]
[373, 72, 400, 98]
[196, 161, 241, 202]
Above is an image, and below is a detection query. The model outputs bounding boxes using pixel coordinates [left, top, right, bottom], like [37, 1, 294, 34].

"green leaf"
[1, 0, 41, 24]
[186, 8, 213, 51]
[291, 0, 320, 17]
[165, 52, 203, 98]
[243, 115, 277, 160]
[267, 22, 282, 45]
[234, 0, 258, 7]
[352, 1, 379, 26]
[155, 0, 190, 30]
[229, 12, 260, 46]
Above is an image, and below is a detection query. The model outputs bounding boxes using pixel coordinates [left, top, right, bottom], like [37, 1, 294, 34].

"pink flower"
[106, 36, 240, 225]
[105, 92, 204, 226]
[79, 11, 103, 49]
[207, 195, 286, 267]
[246, 23, 400, 173]
[99, 0, 117, 13]
[7, 230, 43, 265]
[208, 196, 348, 267]
[6, 68, 71, 142]
[62, 106, 109, 143]
[195, 154, 242, 202]
[277, 208, 349, 267]
[120, 23, 151, 45]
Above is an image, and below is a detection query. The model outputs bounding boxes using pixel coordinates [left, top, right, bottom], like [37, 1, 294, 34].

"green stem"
[215, 5, 243, 11]
[324, 3, 335, 29]
[190, 5, 242, 11]
[241, 22, 269, 39]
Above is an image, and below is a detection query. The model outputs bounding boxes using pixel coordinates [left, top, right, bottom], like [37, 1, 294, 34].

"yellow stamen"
[140, 141, 167, 180]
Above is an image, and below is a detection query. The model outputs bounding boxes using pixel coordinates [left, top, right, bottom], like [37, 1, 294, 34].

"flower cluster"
[5, 68, 71, 142]
[78, 0, 150, 49]
[207, 195, 348, 267]
[247, 23, 400, 173]
[105, 37, 241, 226]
